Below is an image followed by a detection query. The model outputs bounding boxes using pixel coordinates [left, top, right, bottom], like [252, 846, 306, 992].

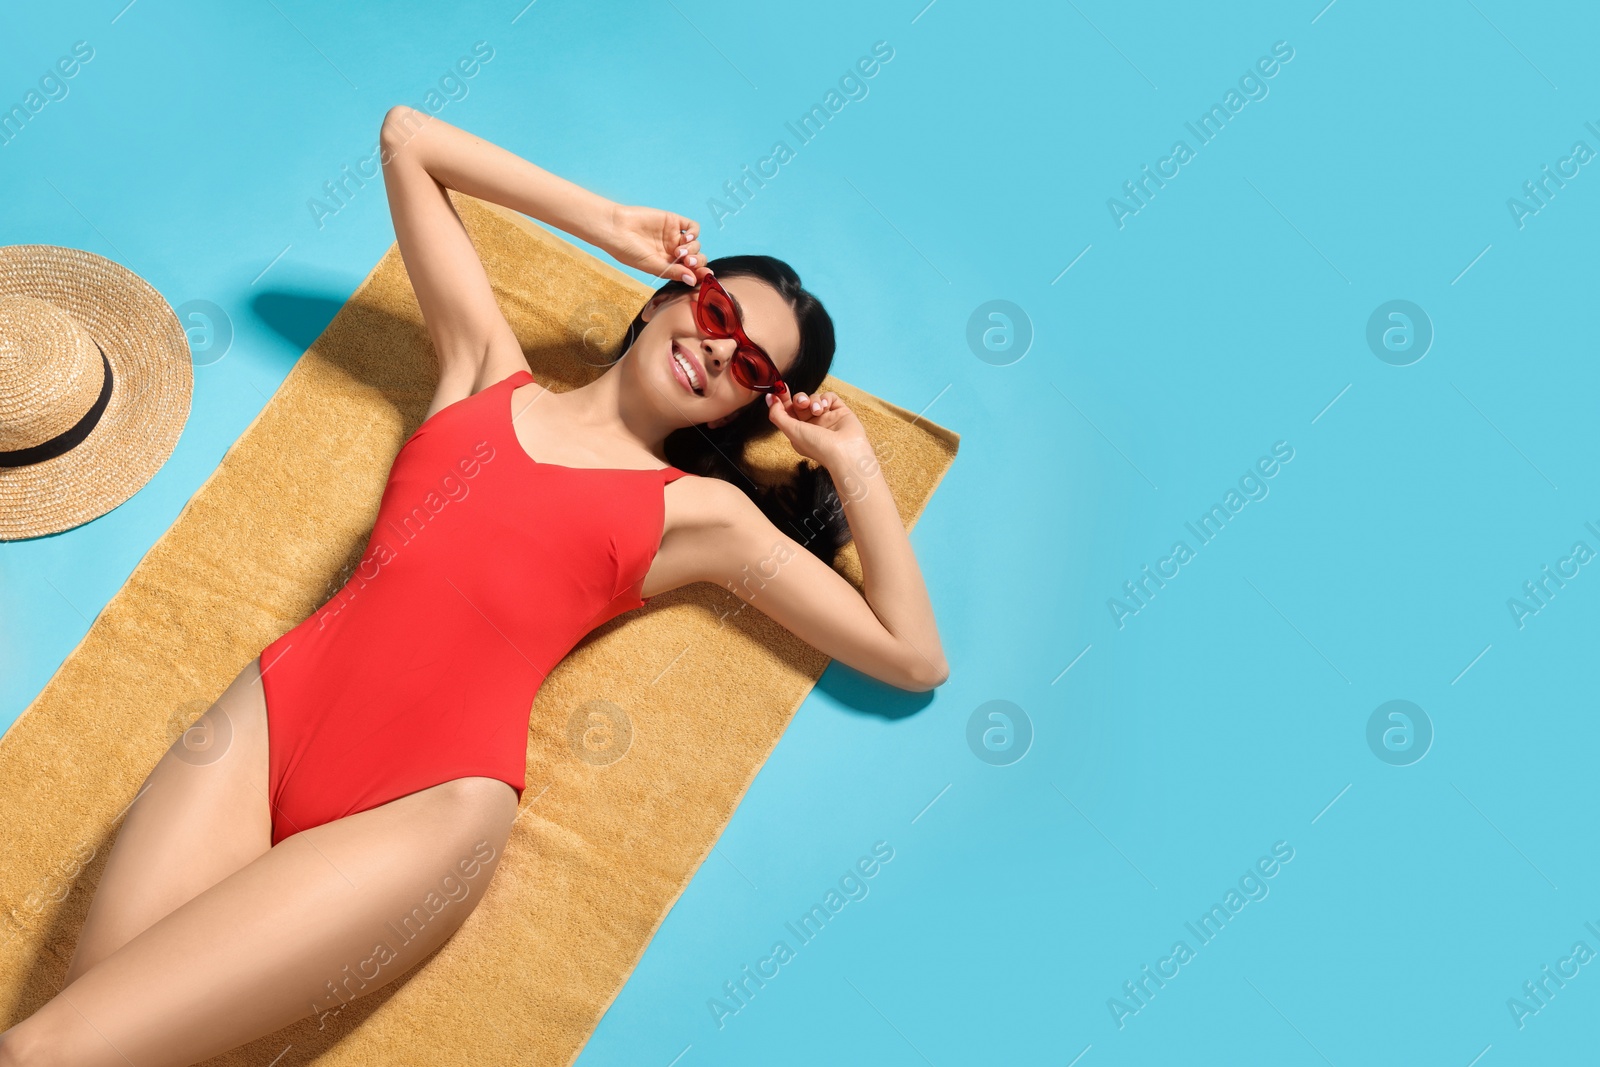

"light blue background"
[4, 1, 1598, 1063]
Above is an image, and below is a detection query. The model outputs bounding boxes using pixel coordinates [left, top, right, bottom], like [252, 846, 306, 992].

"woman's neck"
[551, 361, 673, 464]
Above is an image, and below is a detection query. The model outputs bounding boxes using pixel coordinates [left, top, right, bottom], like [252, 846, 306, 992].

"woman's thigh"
[17, 775, 518, 1067]
[64, 656, 274, 986]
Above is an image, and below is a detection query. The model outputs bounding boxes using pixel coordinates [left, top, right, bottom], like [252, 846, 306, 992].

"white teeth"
[673, 346, 702, 393]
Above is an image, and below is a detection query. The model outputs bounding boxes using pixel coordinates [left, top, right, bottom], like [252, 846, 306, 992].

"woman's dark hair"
[614, 254, 850, 561]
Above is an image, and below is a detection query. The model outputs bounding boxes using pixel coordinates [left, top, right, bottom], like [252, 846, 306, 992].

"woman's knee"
[0, 1025, 37, 1067]
[0, 1013, 91, 1067]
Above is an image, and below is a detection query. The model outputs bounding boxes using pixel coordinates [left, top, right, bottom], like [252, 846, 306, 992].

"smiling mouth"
[672, 342, 705, 395]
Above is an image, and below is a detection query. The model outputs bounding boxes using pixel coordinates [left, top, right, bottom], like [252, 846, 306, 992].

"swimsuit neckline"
[505, 370, 685, 480]
[503, 369, 683, 604]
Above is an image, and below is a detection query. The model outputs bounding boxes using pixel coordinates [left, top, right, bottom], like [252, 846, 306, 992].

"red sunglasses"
[691, 271, 788, 397]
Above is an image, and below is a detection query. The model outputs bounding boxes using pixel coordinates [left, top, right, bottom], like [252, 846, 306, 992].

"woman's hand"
[603, 204, 709, 286]
[764, 389, 872, 467]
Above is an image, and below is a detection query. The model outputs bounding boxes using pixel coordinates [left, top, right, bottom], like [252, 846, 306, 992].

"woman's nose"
[701, 337, 734, 366]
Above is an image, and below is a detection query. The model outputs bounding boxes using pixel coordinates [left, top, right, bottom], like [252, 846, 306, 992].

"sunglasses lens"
[697, 285, 736, 335]
[733, 348, 776, 389]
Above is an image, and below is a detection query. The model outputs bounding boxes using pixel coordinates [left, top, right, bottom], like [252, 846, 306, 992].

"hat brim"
[0, 245, 192, 540]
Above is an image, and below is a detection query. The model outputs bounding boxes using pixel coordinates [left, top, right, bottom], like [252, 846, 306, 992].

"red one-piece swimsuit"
[258, 368, 688, 846]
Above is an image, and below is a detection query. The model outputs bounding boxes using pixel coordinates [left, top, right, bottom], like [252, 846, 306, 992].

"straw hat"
[0, 245, 191, 540]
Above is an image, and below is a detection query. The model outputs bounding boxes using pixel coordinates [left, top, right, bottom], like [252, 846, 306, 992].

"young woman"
[0, 105, 947, 1065]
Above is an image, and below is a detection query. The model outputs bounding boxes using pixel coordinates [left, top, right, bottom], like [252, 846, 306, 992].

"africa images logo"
[708, 841, 895, 1030]
[1106, 41, 1296, 230]
[1108, 841, 1296, 1030]
[1108, 442, 1295, 629]
[705, 41, 895, 229]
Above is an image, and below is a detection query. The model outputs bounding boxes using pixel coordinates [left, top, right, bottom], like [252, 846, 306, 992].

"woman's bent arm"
[823, 437, 950, 687]
[685, 441, 950, 693]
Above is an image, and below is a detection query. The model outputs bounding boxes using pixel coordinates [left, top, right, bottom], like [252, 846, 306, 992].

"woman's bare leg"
[63, 656, 274, 986]
[2, 770, 517, 1065]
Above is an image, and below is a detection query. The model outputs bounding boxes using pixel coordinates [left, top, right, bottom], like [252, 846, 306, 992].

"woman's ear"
[639, 291, 673, 323]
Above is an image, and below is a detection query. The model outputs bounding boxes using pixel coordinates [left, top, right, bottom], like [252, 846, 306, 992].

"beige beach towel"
[0, 192, 958, 1064]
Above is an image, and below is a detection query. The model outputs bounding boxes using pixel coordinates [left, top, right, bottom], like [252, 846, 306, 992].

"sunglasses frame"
[690, 271, 788, 398]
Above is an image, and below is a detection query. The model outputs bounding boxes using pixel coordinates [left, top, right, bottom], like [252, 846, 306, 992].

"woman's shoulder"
[667, 470, 765, 530]
[479, 353, 537, 394]
[424, 357, 532, 417]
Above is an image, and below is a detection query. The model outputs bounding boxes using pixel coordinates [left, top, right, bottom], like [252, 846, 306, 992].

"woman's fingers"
[673, 236, 702, 267]
[787, 391, 833, 418]
[659, 214, 699, 282]
[675, 234, 701, 281]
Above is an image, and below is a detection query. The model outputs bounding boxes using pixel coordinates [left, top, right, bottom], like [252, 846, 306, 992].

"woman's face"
[636, 275, 802, 429]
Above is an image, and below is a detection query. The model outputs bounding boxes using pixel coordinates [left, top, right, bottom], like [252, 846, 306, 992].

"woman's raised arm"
[379, 106, 706, 392]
